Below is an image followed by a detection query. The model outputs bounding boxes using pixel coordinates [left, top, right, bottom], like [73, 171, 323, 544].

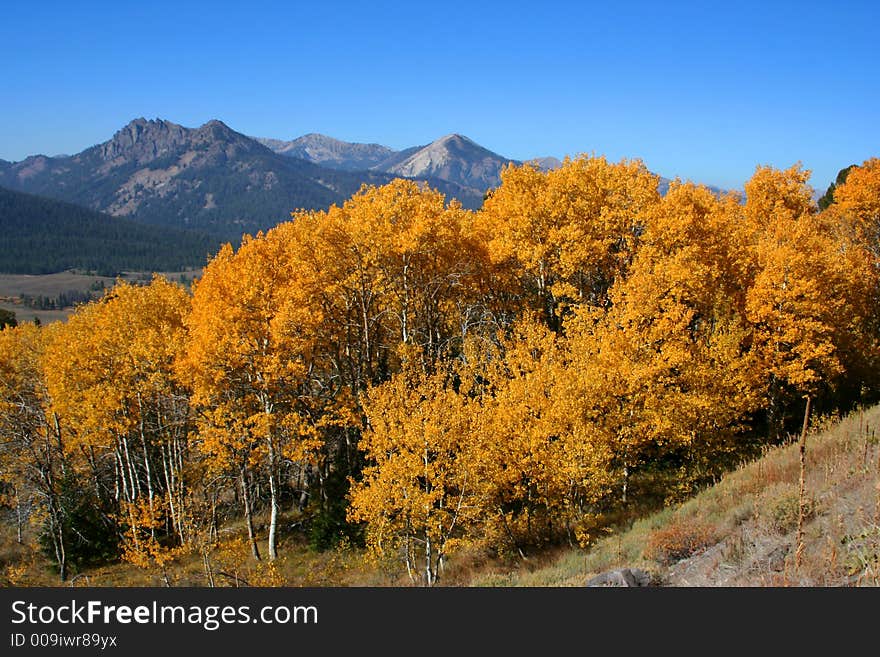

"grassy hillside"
[474, 405, 880, 587]
[3, 404, 877, 587]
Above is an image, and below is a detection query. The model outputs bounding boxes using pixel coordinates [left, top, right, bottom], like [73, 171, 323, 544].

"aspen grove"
[2, 157, 880, 585]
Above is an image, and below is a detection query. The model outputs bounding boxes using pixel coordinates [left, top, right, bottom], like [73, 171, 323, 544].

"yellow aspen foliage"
[44, 277, 190, 450]
[40, 277, 193, 567]
[5, 146, 880, 584]
[819, 158, 880, 387]
[348, 356, 478, 585]
[183, 224, 325, 560]
[565, 183, 762, 500]
[289, 179, 484, 384]
[745, 215, 844, 392]
[827, 158, 880, 240]
[479, 155, 661, 328]
[462, 318, 617, 549]
[741, 165, 859, 398]
[119, 498, 183, 585]
[44, 278, 190, 486]
[743, 163, 816, 228]
[0, 322, 47, 448]
[0, 322, 77, 579]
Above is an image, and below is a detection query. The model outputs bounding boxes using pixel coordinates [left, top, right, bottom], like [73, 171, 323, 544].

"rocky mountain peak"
[435, 133, 475, 147]
[100, 117, 188, 163]
[198, 119, 237, 137]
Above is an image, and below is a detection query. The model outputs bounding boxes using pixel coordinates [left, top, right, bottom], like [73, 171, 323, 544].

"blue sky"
[1, 0, 877, 191]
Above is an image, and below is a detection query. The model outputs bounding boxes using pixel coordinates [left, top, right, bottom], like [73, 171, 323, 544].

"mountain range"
[0, 119, 529, 241]
[1, 118, 721, 254]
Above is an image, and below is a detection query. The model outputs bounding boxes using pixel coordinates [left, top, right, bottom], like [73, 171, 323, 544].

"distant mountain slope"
[0, 185, 219, 274]
[373, 134, 517, 195]
[256, 133, 396, 171]
[371, 145, 424, 171]
[528, 156, 563, 171]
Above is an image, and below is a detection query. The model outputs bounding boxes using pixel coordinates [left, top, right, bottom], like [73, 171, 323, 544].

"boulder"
[585, 568, 653, 587]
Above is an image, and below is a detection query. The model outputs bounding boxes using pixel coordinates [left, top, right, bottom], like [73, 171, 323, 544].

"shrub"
[762, 482, 816, 534]
[644, 518, 718, 565]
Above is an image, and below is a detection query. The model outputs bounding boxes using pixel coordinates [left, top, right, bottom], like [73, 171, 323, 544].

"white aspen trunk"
[41, 428, 66, 581]
[267, 437, 279, 561]
[174, 432, 186, 542]
[261, 392, 280, 562]
[401, 260, 410, 345]
[404, 534, 415, 584]
[362, 294, 373, 383]
[121, 432, 140, 500]
[115, 443, 129, 503]
[52, 413, 66, 477]
[423, 440, 434, 586]
[86, 446, 101, 501]
[113, 457, 121, 502]
[160, 443, 180, 542]
[137, 394, 156, 539]
[425, 532, 433, 587]
[240, 467, 261, 561]
[203, 550, 215, 587]
[137, 394, 155, 501]
[210, 487, 218, 542]
[54, 516, 67, 582]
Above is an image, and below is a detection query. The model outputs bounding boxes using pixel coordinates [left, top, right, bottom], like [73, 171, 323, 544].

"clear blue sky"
[2, 0, 878, 191]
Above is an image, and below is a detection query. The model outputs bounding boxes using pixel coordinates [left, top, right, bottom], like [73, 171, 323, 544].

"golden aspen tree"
[564, 301, 694, 507]
[348, 354, 478, 585]
[480, 156, 661, 329]
[461, 318, 617, 550]
[183, 228, 323, 561]
[109, 278, 193, 545]
[567, 182, 761, 502]
[740, 164, 867, 434]
[824, 158, 880, 235]
[43, 278, 191, 574]
[293, 179, 484, 381]
[284, 181, 490, 548]
[820, 158, 880, 395]
[0, 323, 70, 579]
[746, 216, 843, 392]
[287, 207, 387, 396]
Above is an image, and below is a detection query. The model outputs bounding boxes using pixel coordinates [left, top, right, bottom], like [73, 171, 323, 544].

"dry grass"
[0, 270, 202, 299]
[0, 272, 118, 299]
[0, 270, 202, 325]
[2, 521, 389, 588]
[0, 302, 72, 324]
